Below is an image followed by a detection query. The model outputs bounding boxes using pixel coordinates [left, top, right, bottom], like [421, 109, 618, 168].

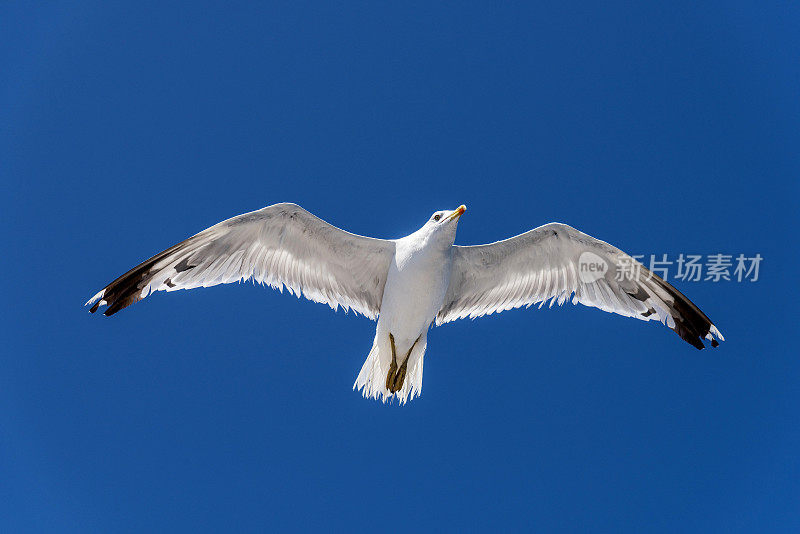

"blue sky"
[2, 2, 798, 532]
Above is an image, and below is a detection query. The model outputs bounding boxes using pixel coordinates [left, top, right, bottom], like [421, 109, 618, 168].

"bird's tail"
[354, 333, 426, 405]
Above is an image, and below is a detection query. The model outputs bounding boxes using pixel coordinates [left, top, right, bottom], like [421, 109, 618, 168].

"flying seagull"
[87, 203, 724, 404]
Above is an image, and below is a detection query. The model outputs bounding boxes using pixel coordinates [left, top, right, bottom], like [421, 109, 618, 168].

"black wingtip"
[668, 305, 718, 350]
[103, 298, 135, 316]
[87, 233, 200, 318]
[634, 273, 723, 351]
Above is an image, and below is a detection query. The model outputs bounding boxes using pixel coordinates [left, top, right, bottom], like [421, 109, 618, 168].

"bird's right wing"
[437, 223, 723, 349]
[86, 203, 395, 319]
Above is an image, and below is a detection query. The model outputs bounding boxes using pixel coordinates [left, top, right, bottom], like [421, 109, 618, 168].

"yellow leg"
[385, 333, 398, 392]
[386, 334, 421, 394]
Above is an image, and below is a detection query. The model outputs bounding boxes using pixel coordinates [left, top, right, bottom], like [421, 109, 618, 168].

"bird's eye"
[433, 214, 442, 222]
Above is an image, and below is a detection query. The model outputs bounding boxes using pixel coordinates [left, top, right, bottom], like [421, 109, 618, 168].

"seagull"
[87, 203, 724, 404]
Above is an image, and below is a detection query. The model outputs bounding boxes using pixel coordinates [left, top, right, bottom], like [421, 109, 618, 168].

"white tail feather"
[354, 334, 427, 405]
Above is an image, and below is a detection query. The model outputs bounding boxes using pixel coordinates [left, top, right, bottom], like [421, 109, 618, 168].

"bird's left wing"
[437, 223, 723, 349]
[87, 203, 395, 319]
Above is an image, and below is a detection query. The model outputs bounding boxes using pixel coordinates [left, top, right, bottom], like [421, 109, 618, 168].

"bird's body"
[356, 209, 460, 400]
[383, 220, 455, 350]
[87, 203, 724, 404]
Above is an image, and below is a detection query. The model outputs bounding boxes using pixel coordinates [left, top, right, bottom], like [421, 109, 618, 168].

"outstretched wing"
[87, 203, 395, 319]
[438, 223, 723, 349]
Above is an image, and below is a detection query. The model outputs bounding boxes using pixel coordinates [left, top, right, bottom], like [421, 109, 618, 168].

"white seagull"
[87, 203, 724, 404]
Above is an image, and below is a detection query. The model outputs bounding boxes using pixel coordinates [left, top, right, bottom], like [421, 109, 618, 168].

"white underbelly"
[378, 255, 450, 346]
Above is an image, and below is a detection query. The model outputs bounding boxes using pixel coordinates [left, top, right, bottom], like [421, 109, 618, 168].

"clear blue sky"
[2, 2, 798, 532]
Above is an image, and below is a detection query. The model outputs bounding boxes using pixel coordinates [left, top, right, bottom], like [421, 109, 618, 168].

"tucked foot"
[389, 358, 409, 393]
[385, 359, 398, 391]
[385, 334, 420, 394]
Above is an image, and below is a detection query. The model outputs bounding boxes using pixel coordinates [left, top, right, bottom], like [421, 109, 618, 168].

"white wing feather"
[87, 203, 395, 319]
[438, 223, 723, 349]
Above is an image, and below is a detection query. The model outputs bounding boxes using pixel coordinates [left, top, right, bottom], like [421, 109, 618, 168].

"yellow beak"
[446, 205, 467, 221]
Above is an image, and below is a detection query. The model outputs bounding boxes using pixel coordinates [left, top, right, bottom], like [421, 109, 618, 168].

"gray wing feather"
[438, 223, 723, 349]
[87, 203, 395, 319]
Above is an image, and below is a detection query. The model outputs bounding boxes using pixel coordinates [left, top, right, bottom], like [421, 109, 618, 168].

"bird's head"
[420, 205, 466, 243]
